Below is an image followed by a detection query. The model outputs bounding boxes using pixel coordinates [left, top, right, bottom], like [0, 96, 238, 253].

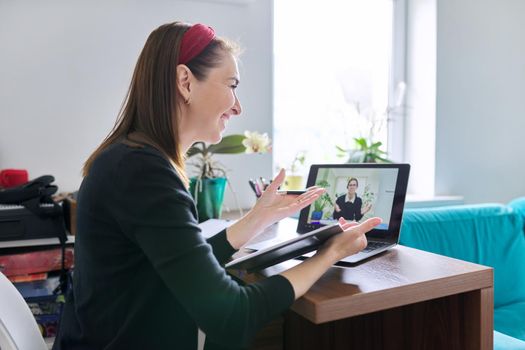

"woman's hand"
[251, 168, 326, 225]
[361, 203, 372, 215]
[317, 216, 382, 263]
[226, 169, 325, 249]
[280, 216, 382, 299]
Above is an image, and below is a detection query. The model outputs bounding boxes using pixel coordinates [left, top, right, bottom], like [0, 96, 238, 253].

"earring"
[185, 97, 190, 105]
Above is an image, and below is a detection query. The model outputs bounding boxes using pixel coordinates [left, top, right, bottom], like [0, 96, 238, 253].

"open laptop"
[245, 163, 410, 264]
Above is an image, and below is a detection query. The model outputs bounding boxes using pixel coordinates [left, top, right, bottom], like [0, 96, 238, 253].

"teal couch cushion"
[509, 197, 525, 221]
[495, 302, 525, 342]
[399, 201, 525, 346]
[400, 203, 525, 309]
[494, 330, 525, 350]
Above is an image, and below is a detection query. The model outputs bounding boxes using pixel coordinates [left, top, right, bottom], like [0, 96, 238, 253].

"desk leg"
[463, 287, 494, 350]
[251, 316, 284, 350]
[281, 287, 493, 350]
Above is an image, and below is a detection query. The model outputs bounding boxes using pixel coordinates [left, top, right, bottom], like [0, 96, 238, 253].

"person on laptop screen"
[333, 177, 372, 221]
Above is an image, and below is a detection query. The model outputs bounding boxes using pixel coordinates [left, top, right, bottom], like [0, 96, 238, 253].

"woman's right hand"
[280, 216, 383, 299]
[317, 217, 382, 263]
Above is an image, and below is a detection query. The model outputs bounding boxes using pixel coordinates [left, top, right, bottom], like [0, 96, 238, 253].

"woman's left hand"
[251, 168, 326, 226]
[226, 169, 325, 249]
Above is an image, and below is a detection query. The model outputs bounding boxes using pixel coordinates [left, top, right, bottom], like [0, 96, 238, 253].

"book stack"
[0, 244, 74, 338]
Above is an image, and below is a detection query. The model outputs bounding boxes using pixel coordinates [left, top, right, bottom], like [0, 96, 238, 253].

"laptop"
[245, 163, 410, 264]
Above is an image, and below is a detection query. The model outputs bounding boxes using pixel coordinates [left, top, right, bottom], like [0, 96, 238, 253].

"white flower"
[242, 131, 271, 154]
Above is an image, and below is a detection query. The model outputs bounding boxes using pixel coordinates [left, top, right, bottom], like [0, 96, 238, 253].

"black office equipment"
[0, 175, 70, 294]
[0, 204, 65, 242]
[0, 175, 66, 242]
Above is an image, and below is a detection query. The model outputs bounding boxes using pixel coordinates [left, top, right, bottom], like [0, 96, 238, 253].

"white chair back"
[0, 272, 48, 350]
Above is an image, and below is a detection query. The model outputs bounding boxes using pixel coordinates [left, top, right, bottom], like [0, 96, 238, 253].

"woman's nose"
[231, 95, 242, 115]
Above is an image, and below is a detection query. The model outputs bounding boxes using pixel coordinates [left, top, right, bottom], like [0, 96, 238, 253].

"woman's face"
[347, 180, 358, 195]
[185, 52, 242, 144]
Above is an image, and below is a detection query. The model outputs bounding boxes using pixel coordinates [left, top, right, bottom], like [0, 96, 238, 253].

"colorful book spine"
[0, 247, 74, 276]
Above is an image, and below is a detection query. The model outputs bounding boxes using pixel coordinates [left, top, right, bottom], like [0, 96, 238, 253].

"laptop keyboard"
[362, 241, 391, 253]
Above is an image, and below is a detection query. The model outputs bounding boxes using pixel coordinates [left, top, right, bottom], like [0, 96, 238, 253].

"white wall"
[434, 0, 525, 203]
[0, 0, 272, 210]
[405, 0, 436, 197]
[4, 0, 524, 208]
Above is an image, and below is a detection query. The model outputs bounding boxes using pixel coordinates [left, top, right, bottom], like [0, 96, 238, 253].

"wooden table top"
[228, 216, 493, 324]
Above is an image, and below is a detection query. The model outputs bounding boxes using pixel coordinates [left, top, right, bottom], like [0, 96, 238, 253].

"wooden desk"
[230, 219, 494, 350]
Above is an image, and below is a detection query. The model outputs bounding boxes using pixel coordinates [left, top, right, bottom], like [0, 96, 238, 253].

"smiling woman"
[177, 45, 243, 146]
[52, 21, 381, 350]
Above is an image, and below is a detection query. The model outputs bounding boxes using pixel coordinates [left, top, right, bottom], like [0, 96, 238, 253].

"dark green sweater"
[53, 143, 294, 350]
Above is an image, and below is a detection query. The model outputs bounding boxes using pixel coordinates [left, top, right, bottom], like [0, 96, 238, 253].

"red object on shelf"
[0, 247, 74, 276]
[8, 272, 48, 283]
[0, 169, 29, 188]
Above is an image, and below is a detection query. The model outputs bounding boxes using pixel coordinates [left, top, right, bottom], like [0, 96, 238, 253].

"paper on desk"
[198, 218, 235, 239]
[244, 217, 300, 251]
[244, 237, 289, 251]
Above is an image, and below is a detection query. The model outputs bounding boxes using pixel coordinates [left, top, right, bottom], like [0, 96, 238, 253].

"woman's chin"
[207, 133, 223, 145]
[199, 128, 224, 144]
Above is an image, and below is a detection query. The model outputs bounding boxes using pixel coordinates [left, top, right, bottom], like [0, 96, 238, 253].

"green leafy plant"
[187, 131, 271, 179]
[312, 179, 334, 217]
[361, 184, 375, 207]
[336, 137, 392, 163]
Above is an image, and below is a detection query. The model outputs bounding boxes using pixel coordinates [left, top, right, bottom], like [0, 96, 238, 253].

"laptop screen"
[297, 164, 410, 238]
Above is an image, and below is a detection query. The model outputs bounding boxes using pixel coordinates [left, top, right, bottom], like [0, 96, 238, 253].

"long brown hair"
[82, 22, 239, 187]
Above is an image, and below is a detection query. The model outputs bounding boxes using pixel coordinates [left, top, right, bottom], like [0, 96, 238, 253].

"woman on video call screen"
[307, 168, 398, 230]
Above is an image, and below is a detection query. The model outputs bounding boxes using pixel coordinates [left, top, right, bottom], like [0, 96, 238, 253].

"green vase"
[189, 177, 227, 223]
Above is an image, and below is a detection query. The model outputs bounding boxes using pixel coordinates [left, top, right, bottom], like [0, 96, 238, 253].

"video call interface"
[306, 167, 399, 230]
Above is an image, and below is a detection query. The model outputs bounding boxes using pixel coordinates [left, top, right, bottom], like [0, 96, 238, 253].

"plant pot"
[311, 211, 323, 221]
[189, 177, 227, 223]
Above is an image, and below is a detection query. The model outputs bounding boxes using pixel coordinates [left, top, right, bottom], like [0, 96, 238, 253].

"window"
[273, 0, 406, 178]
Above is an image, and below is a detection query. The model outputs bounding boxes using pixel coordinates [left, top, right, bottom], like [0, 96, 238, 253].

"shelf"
[0, 235, 75, 249]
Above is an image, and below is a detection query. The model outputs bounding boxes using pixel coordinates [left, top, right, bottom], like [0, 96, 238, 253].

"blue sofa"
[400, 197, 525, 349]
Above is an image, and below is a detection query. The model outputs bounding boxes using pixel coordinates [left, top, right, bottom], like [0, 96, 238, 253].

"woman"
[53, 22, 381, 350]
[333, 177, 372, 221]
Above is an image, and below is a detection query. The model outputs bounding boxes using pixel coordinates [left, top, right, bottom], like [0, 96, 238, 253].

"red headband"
[178, 24, 216, 64]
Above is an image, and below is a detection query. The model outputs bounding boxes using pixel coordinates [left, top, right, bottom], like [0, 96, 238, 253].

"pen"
[259, 177, 269, 190]
[248, 179, 260, 197]
[257, 178, 266, 193]
[254, 182, 262, 197]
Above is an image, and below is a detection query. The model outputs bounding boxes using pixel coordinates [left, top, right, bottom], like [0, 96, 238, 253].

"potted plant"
[310, 179, 334, 221]
[361, 184, 376, 219]
[336, 137, 392, 163]
[186, 131, 271, 222]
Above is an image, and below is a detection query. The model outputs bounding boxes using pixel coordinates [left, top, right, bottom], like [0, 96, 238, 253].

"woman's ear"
[176, 64, 192, 103]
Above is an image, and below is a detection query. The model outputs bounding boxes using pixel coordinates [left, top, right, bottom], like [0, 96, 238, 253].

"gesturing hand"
[361, 203, 372, 215]
[318, 216, 383, 262]
[251, 168, 326, 226]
